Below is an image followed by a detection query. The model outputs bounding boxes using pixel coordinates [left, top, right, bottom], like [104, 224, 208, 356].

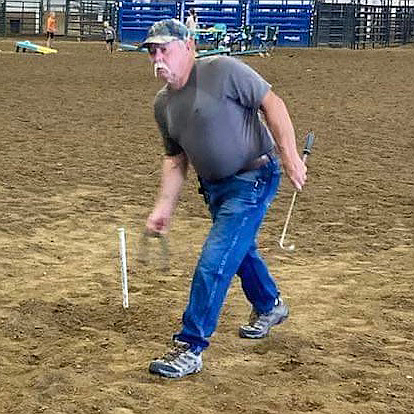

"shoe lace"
[249, 306, 277, 327]
[249, 309, 260, 325]
[163, 343, 190, 362]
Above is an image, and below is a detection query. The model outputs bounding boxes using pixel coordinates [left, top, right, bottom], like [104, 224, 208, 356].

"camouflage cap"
[143, 19, 189, 46]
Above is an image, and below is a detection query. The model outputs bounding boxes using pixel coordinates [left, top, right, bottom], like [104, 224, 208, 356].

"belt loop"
[197, 176, 210, 204]
[267, 152, 275, 165]
[197, 175, 204, 195]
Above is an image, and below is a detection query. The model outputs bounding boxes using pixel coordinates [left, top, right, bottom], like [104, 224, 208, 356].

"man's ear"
[187, 37, 195, 52]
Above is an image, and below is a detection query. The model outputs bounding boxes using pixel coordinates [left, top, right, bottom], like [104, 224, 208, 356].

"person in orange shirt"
[46, 12, 57, 49]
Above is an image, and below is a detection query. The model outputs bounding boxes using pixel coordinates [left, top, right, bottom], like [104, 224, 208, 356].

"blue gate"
[118, 0, 313, 47]
[248, 1, 313, 47]
[119, 1, 180, 44]
[183, 2, 243, 31]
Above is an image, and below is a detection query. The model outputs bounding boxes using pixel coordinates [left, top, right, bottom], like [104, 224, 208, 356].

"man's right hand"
[146, 154, 188, 235]
[146, 205, 172, 235]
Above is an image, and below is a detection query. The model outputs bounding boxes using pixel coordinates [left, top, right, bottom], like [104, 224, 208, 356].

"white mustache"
[154, 62, 171, 78]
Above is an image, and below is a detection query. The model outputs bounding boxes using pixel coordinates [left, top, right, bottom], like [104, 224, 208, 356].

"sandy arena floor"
[0, 39, 413, 414]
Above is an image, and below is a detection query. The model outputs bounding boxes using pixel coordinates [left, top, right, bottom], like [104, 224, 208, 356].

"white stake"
[118, 227, 129, 309]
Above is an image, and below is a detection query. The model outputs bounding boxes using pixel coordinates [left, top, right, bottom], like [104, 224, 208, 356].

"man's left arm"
[260, 90, 307, 191]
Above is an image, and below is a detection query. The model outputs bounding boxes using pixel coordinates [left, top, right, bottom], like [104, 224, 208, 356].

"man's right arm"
[146, 152, 188, 234]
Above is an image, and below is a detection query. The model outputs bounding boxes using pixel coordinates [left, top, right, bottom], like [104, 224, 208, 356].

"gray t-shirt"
[154, 56, 274, 181]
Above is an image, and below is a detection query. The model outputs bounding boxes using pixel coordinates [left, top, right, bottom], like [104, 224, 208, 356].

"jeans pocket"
[234, 169, 261, 183]
[234, 176, 265, 205]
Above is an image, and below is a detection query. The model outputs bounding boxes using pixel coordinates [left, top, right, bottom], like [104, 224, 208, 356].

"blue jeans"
[174, 155, 282, 352]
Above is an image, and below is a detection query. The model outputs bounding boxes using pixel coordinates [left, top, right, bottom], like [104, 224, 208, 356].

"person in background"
[103, 21, 116, 53]
[143, 19, 307, 379]
[185, 8, 198, 35]
[46, 11, 57, 49]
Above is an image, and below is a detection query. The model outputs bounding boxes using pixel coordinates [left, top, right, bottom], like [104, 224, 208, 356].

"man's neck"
[170, 57, 195, 90]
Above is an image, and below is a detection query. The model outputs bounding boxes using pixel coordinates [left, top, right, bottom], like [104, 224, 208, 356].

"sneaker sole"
[149, 362, 202, 379]
[239, 310, 289, 339]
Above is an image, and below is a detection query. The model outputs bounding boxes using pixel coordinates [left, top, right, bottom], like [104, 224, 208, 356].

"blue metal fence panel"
[183, 2, 243, 31]
[118, 1, 313, 47]
[249, 2, 313, 46]
[119, 1, 179, 44]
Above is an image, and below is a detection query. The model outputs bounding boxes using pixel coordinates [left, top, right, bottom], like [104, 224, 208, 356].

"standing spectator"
[46, 11, 57, 49]
[185, 8, 198, 35]
[103, 21, 116, 53]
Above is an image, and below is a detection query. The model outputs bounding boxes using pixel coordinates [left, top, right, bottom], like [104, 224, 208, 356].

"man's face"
[148, 40, 187, 84]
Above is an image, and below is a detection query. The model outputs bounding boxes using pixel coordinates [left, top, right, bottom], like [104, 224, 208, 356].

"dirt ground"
[0, 39, 413, 414]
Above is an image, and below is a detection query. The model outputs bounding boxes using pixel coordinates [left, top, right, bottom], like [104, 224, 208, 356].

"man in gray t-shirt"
[144, 19, 307, 379]
[155, 55, 274, 181]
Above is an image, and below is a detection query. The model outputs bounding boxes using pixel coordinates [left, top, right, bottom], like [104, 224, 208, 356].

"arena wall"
[0, 0, 413, 48]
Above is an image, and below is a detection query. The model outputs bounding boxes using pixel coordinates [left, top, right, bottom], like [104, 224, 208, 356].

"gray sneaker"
[239, 298, 289, 339]
[149, 341, 203, 378]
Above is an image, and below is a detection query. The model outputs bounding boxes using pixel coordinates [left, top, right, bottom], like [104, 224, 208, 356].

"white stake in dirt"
[118, 227, 129, 309]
